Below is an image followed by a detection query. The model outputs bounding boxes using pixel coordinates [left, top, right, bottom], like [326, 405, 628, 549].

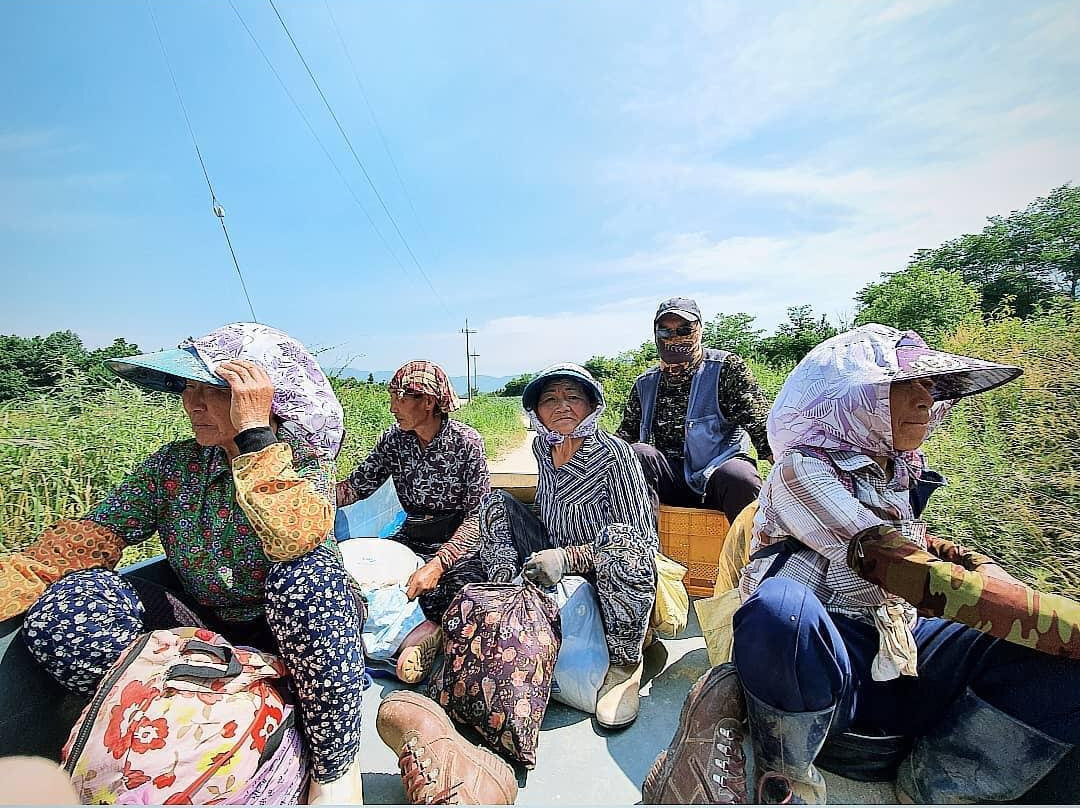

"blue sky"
[3, 1, 1079, 377]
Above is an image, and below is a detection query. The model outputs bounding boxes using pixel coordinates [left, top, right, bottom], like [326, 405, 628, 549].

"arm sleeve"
[614, 384, 643, 444]
[717, 355, 773, 460]
[434, 434, 492, 569]
[233, 442, 335, 563]
[0, 519, 126, 620]
[925, 534, 997, 570]
[604, 438, 660, 554]
[336, 430, 393, 507]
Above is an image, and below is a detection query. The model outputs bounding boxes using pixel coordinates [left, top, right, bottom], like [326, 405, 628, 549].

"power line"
[225, 0, 413, 280]
[145, 0, 258, 323]
[266, 0, 448, 314]
[322, 0, 435, 254]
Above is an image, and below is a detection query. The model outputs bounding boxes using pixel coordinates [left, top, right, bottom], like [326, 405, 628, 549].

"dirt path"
[489, 415, 537, 474]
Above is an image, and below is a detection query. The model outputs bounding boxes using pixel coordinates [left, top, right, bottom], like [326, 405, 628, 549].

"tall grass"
[1, 384, 523, 565]
[921, 304, 1080, 597]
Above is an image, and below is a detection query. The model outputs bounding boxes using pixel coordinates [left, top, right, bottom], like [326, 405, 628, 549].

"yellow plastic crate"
[658, 505, 731, 597]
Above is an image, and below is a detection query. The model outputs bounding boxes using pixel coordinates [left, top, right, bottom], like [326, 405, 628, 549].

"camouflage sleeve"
[717, 355, 772, 460]
[614, 382, 643, 444]
[848, 525, 1080, 659]
[924, 534, 997, 570]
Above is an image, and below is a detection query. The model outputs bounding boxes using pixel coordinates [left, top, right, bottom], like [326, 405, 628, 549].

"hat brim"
[894, 347, 1022, 401]
[522, 368, 604, 411]
[106, 348, 227, 395]
[654, 308, 701, 324]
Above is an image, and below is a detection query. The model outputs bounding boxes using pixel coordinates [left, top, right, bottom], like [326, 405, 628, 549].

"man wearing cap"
[616, 297, 773, 524]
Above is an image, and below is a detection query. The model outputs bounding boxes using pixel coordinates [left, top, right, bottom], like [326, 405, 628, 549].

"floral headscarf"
[181, 323, 344, 462]
[767, 323, 1020, 485]
[388, 360, 461, 414]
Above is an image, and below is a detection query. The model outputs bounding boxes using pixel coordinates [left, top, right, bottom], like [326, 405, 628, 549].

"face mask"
[656, 322, 703, 368]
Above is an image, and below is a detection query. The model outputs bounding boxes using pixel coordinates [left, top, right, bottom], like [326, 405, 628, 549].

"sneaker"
[395, 622, 443, 684]
[641, 663, 748, 804]
[595, 661, 643, 729]
[377, 690, 518, 805]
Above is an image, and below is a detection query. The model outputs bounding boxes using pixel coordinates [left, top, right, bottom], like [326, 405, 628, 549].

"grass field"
[0, 384, 524, 565]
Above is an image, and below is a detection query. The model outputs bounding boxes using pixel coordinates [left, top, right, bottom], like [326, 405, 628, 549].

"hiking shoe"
[641, 663, 748, 804]
[377, 690, 518, 805]
[396, 623, 443, 684]
[595, 661, 643, 729]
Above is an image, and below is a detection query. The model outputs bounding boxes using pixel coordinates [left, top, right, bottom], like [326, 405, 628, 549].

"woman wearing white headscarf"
[645, 324, 1080, 805]
[478, 363, 657, 730]
[0, 323, 364, 804]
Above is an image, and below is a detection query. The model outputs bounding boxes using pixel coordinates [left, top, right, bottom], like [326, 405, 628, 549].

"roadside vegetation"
[0, 382, 523, 565]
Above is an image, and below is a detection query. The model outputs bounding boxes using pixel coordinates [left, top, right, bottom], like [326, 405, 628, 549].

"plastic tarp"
[339, 538, 424, 660]
[334, 478, 406, 540]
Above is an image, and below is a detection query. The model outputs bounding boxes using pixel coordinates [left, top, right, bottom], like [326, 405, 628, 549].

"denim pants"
[732, 576, 1080, 745]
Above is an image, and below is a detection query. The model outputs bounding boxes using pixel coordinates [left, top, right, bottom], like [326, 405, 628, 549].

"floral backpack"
[61, 628, 308, 805]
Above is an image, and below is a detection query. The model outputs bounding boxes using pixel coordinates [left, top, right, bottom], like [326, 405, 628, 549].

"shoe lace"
[399, 737, 464, 805]
[689, 720, 748, 803]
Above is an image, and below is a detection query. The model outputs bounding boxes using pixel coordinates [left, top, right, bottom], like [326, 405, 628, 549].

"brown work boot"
[641, 663, 749, 804]
[376, 690, 518, 805]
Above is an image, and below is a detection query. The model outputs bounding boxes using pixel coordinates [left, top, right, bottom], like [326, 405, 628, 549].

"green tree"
[497, 373, 535, 397]
[908, 184, 1079, 317]
[855, 266, 981, 345]
[758, 306, 837, 366]
[701, 312, 764, 358]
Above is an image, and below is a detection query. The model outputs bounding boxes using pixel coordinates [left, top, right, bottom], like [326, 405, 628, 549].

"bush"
[921, 303, 1080, 597]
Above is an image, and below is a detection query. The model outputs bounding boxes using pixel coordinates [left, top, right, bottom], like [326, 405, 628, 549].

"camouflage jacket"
[849, 525, 1080, 659]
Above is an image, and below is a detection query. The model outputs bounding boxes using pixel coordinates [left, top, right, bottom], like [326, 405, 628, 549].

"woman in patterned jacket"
[0, 323, 365, 805]
[479, 363, 657, 730]
[337, 361, 490, 684]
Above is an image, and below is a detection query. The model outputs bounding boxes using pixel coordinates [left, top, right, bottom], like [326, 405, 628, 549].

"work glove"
[523, 548, 568, 587]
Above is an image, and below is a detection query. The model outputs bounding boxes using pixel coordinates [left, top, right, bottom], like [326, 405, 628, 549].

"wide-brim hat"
[105, 348, 227, 395]
[894, 342, 1022, 401]
[522, 363, 605, 411]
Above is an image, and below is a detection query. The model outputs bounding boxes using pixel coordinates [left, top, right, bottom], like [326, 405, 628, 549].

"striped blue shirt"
[534, 430, 657, 552]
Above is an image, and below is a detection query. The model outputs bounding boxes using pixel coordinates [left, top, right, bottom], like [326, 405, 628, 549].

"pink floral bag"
[61, 628, 308, 805]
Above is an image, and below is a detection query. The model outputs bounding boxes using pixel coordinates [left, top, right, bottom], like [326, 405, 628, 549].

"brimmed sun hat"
[521, 363, 605, 412]
[105, 347, 226, 394]
[893, 334, 1022, 400]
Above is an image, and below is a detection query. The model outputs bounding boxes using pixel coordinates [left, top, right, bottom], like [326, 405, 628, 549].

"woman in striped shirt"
[479, 363, 657, 730]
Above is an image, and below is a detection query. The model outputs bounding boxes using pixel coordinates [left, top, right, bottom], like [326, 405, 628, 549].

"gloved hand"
[523, 548, 568, 587]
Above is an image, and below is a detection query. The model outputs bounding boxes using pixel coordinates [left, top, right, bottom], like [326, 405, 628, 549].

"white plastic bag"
[550, 576, 609, 713]
[339, 538, 426, 661]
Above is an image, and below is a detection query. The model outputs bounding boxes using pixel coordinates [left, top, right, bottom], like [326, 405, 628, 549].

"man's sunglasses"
[655, 324, 696, 338]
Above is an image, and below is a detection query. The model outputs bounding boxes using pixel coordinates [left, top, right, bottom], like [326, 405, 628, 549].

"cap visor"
[106, 348, 226, 394]
[655, 308, 700, 323]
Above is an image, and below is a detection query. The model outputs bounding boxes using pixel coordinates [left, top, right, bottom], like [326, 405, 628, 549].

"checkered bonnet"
[389, 361, 462, 413]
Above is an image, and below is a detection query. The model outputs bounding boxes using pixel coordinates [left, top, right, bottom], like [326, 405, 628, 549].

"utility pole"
[470, 352, 480, 398]
[461, 319, 477, 403]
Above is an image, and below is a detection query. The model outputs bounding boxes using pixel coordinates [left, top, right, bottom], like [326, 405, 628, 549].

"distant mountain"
[339, 369, 517, 395]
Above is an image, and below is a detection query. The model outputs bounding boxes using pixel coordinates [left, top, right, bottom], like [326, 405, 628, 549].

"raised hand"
[215, 359, 275, 433]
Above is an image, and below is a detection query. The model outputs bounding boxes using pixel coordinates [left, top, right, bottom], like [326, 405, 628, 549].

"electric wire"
[225, 0, 412, 279]
[145, 0, 258, 323]
[322, 0, 435, 255]
[266, 0, 449, 314]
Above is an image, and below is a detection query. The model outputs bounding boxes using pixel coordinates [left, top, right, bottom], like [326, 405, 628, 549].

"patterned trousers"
[477, 490, 655, 666]
[21, 544, 365, 783]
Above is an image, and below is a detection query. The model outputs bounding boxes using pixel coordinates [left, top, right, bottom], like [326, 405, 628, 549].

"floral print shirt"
[616, 353, 772, 461]
[0, 431, 335, 623]
[336, 419, 490, 569]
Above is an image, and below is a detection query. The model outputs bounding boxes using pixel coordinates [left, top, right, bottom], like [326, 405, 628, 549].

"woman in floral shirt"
[0, 323, 365, 805]
[337, 361, 490, 684]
